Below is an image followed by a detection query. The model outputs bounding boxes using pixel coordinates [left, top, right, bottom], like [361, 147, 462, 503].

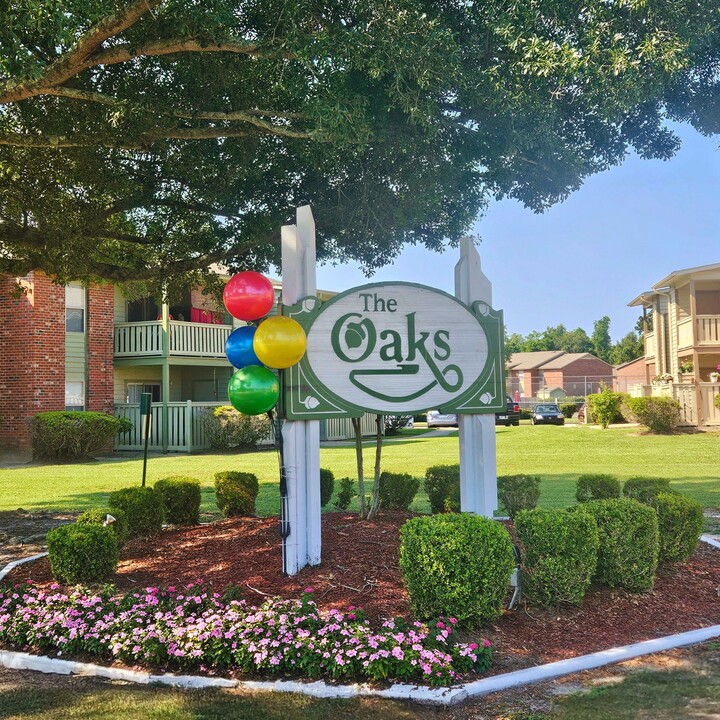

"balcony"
[114, 320, 232, 358]
[644, 330, 656, 359]
[696, 315, 720, 345]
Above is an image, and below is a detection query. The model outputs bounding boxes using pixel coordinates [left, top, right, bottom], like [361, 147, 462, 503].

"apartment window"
[65, 381, 85, 410]
[65, 285, 85, 332]
[127, 383, 161, 404]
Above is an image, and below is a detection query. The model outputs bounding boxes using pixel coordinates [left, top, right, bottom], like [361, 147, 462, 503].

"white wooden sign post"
[280, 206, 322, 574]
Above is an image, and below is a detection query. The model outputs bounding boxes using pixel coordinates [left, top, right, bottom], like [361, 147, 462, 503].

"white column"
[454, 236, 498, 516]
[281, 206, 322, 574]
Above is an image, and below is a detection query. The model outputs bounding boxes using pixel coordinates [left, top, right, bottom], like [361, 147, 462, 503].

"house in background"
[1, 272, 372, 452]
[628, 262, 720, 427]
[506, 351, 614, 401]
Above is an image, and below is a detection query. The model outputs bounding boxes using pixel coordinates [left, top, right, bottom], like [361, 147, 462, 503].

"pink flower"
[303, 587, 314, 594]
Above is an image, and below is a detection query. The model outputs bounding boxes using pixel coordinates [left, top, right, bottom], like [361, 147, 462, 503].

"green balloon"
[228, 365, 279, 415]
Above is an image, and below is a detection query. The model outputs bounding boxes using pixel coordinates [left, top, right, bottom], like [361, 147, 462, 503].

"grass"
[0, 425, 718, 516]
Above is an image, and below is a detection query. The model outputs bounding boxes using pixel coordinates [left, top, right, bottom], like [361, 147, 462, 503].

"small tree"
[589, 384, 622, 429]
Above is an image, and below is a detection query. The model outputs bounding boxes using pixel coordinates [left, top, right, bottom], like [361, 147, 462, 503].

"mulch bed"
[4, 511, 720, 674]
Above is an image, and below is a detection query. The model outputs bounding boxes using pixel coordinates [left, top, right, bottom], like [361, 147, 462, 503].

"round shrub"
[624, 396, 681, 433]
[515, 509, 599, 606]
[154, 476, 201, 525]
[654, 492, 703, 564]
[623, 477, 674, 504]
[108, 486, 164, 538]
[399, 514, 515, 626]
[575, 474, 621, 503]
[31, 411, 132, 461]
[200, 406, 271, 450]
[77, 507, 128, 547]
[378, 471, 420, 511]
[320, 468, 335, 508]
[46, 523, 119, 584]
[578, 499, 659, 592]
[214, 471, 259, 517]
[424, 464, 460, 514]
[497, 475, 541, 518]
[333, 477, 356, 510]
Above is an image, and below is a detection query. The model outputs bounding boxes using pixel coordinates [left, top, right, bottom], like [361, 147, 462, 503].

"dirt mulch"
[3, 511, 720, 673]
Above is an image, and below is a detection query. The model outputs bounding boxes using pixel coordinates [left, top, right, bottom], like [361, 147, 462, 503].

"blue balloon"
[225, 326, 260, 368]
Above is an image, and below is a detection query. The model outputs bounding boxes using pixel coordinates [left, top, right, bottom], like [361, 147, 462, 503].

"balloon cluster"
[223, 271, 307, 415]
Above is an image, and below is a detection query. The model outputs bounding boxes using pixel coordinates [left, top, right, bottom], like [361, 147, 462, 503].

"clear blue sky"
[312, 122, 719, 343]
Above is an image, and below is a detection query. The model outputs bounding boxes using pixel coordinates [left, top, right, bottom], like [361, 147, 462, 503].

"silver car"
[426, 410, 458, 428]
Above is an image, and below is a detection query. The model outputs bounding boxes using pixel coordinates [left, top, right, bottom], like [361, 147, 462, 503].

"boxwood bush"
[214, 471, 260, 517]
[154, 476, 201, 525]
[399, 514, 515, 626]
[77, 507, 128, 547]
[578, 499, 659, 592]
[424, 464, 460, 514]
[624, 396, 681, 433]
[575, 474, 621, 503]
[497, 474, 541, 518]
[31, 411, 132, 461]
[623, 477, 674, 504]
[200, 406, 271, 450]
[108, 486, 164, 538]
[320, 468, 335, 508]
[46, 523, 119, 583]
[379, 471, 420, 511]
[515, 509, 599, 606]
[654, 492, 704, 564]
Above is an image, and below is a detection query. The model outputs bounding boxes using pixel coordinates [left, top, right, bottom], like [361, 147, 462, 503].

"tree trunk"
[351, 417, 367, 518]
[366, 414, 383, 520]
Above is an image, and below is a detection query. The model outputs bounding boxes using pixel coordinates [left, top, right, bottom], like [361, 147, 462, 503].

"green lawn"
[1, 425, 718, 515]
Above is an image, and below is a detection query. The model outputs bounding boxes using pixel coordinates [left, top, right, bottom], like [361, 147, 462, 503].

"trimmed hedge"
[108, 486, 164, 538]
[46, 523, 119, 584]
[379, 471, 420, 511]
[77, 507, 128, 547]
[214, 471, 259, 517]
[154, 476, 201, 525]
[424, 464, 460, 514]
[624, 396, 681, 433]
[200, 406, 271, 450]
[320, 468, 335, 508]
[654, 492, 703, 564]
[575, 474, 621, 503]
[578, 499, 659, 592]
[399, 514, 515, 626]
[515, 509, 599, 606]
[623, 477, 674, 504]
[31, 411, 132, 461]
[497, 475, 541, 518]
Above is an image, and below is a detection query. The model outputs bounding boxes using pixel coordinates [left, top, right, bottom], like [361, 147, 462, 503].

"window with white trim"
[65, 381, 85, 410]
[127, 383, 161, 404]
[65, 285, 85, 333]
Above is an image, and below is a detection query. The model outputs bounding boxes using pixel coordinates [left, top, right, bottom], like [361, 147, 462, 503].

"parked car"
[426, 410, 458, 428]
[496, 396, 520, 426]
[531, 403, 565, 426]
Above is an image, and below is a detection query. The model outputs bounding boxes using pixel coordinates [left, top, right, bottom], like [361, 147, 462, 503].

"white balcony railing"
[644, 331, 656, 359]
[114, 321, 232, 358]
[697, 315, 720, 345]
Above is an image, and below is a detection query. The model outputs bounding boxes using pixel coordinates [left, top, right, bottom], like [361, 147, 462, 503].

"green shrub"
[519, 407, 533, 420]
[320, 468, 335, 508]
[31, 411, 132, 461]
[624, 397, 681, 433]
[578, 499, 659, 591]
[623, 477, 674, 504]
[399, 514, 515, 626]
[200, 406, 271, 450]
[334, 477, 356, 510]
[497, 475, 541, 518]
[378, 471, 420, 511]
[560, 403, 578, 419]
[108, 486, 164, 538]
[46, 523, 119, 584]
[383, 415, 413, 436]
[654, 492, 703, 564]
[575, 474, 621, 503]
[154, 476, 201, 525]
[214, 471, 260, 517]
[424, 464, 460, 514]
[586, 388, 628, 428]
[515, 509, 599, 606]
[77, 507, 128, 547]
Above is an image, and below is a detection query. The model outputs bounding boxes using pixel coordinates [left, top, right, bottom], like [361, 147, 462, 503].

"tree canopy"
[1, 0, 719, 294]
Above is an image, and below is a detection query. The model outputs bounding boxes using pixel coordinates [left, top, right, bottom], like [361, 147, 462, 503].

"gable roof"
[506, 351, 565, 370]
[539, 353, 610, 370]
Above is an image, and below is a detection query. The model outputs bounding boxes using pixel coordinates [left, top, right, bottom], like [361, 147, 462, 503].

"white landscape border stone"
[2, 537, 720, 705]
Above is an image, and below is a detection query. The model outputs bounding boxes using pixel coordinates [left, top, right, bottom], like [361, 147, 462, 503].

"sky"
[312, 122, 720, 343]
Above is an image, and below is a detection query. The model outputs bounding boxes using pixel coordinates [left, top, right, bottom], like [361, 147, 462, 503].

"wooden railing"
[696, 315, 720, 345]
[114, 321, 232, 358]
[677, 318, 693, 349]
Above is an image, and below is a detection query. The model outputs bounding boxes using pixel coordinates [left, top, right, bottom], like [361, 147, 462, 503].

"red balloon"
[223, 271, 275, 321]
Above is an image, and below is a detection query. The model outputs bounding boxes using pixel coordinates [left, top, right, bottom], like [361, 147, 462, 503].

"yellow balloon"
[253, 316, 307, 369]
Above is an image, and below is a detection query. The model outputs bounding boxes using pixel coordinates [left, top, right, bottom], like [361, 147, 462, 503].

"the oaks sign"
[282, 282, 505, 419]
